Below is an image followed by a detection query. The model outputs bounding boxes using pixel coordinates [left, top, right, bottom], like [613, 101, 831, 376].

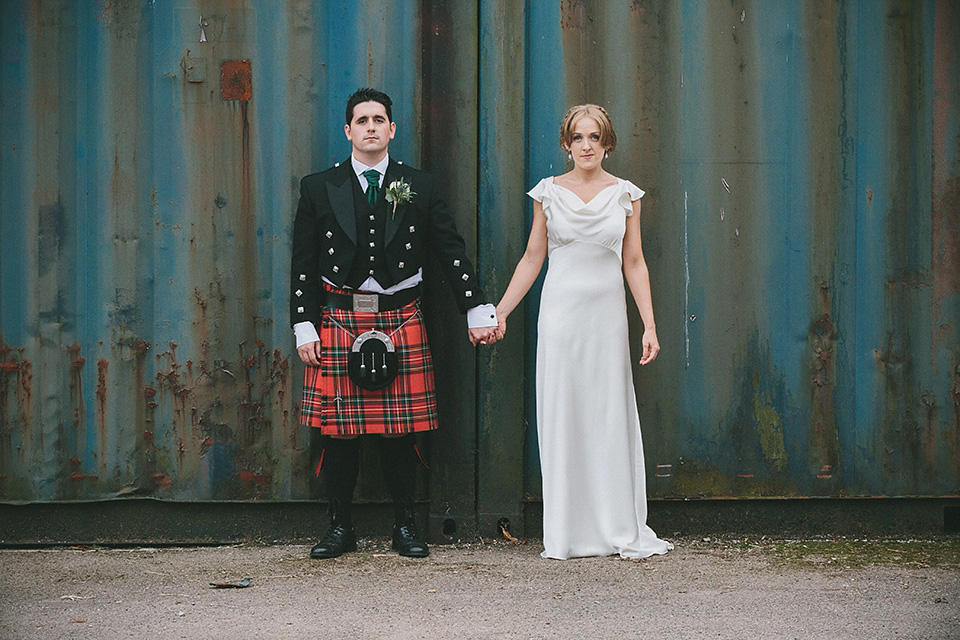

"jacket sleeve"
[422, 173, 488, 313]
[290, 176, 324, 328]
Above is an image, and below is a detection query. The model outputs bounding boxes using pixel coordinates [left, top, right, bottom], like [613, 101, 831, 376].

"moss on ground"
[694, 537, 960, 569]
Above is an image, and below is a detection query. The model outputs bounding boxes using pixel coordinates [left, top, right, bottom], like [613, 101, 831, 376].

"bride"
[494, 104, 673, 560]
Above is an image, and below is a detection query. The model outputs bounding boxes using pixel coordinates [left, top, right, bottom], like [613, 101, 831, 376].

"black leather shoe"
[310, 523, 357, 559]
[392, 523, 429, 557]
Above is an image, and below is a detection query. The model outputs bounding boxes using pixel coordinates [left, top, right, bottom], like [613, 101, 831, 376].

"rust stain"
[237, 468, 271, 487]
[96, 358, 108, 400]
[152, 472, 172, 490]
[67, 343, 85, 428]
[95, 0, 113, 27]
[96, 358, 108, 478]
[220, 60, 252, 101]
[1, 342, 34, 471]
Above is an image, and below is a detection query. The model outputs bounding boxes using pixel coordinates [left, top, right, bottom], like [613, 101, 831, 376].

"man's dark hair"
[345, 88, 393, 124]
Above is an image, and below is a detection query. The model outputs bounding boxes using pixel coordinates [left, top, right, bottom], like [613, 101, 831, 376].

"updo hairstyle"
[559, 104, 617, 154]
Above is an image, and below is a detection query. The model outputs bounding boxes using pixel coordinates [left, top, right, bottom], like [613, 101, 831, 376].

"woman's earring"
[604, 151, 609, 159]
[567, 152, 572, 161]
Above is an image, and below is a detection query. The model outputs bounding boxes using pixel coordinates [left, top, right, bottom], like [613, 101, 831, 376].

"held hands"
[297, 340, 322, 366]
[468, 307, 508, 346]
[639, 328, 660, 365]
[468, 325, 499, 346]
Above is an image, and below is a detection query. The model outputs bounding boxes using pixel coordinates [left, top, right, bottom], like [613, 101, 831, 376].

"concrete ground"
[0, 537, 957, 640]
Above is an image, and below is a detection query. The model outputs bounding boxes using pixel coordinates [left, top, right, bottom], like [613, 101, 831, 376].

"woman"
[495, 104, 673, 560]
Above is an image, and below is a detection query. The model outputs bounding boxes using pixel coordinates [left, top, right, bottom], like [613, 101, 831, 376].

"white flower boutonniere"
[384, 179, 416, 218]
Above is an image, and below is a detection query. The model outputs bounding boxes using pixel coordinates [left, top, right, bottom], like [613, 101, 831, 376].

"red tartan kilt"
[300, 296, 439, 436]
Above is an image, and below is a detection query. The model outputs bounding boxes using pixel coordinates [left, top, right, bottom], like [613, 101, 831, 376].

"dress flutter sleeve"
[619, 179, 645, 216]
[527, 177, 551, 203]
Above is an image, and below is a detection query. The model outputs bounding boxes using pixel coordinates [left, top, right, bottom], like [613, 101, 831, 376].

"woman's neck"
[567, 164, 608, 183]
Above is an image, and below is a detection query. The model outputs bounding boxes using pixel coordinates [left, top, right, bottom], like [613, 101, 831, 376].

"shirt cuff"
[466, 304, 498, 328]
[294, 321, 320, 348]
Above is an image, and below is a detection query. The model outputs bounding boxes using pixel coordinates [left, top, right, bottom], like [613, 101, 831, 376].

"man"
[291, 88, 497, 559]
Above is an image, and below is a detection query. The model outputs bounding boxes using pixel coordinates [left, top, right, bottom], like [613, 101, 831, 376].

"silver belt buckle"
[353, 293, 379, 313]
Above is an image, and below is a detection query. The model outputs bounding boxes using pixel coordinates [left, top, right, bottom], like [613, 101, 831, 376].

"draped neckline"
[550, 177, 620, 207]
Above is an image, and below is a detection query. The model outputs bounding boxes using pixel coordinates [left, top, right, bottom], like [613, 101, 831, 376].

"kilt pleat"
[300, 292, 439, 436]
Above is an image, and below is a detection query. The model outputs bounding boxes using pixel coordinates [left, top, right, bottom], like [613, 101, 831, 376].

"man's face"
[345, 101, 396, 160]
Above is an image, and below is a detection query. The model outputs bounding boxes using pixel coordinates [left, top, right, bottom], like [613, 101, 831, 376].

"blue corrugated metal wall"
[1, 1, 957, 516]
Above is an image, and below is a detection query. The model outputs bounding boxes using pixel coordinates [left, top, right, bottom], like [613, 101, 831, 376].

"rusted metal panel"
[493, 0, 959, 503]
[0, 0, 433, 505]
[0, 0, 958, 516]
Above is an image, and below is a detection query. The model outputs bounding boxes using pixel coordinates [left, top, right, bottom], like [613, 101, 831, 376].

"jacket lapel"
[326, 163, 358, 245]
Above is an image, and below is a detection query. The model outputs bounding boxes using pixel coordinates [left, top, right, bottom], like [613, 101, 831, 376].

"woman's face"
[566, 116, 606, 171]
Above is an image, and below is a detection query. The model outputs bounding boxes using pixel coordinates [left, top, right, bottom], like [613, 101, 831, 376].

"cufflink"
[295, 289, 302, 297]
[461, 274, 469, 281]
[334, 162, 340, 167]
[465, 291, 473, 298]
[297, 306, 304, 313]
[299, 274, 306, 281]
[398, 261, 405, 268]
[328, 247, 335, 255]
[398, 161, 403, 165]
[325, 231, 333, 238]
[453, 259, 460, 267]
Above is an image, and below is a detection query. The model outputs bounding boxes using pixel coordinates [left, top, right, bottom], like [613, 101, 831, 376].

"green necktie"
[363, 169, 380, 209]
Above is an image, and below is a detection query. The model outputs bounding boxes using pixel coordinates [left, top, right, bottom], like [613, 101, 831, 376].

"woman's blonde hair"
[559, 104, 617, 154]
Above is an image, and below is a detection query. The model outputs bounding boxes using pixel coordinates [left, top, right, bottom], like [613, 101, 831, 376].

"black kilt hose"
[300, 288, 438, 436]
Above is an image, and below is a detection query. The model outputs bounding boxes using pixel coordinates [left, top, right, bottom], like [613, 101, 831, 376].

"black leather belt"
[322, 286, 421, 313]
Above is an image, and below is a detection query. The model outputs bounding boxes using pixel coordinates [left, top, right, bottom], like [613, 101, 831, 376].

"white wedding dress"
[530, 177, 673, 560]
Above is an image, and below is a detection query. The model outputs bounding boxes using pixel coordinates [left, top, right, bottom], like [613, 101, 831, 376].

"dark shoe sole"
[310, 534, 357, 559]
[393, 541, 429, 558]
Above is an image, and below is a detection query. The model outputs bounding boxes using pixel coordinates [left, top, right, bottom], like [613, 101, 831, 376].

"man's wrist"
[466, 304, 498, 328]
[294, 321, 320, 348]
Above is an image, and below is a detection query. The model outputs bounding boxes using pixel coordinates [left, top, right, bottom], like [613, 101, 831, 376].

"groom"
[291, 88, 497, 559]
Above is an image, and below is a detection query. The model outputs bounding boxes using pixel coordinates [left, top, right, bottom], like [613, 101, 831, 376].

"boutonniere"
[384, 179, 416, 218]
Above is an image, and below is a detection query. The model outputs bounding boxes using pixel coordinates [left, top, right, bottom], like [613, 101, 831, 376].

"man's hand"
[468, 326, 498, 346]
[297, 340, 322, 366]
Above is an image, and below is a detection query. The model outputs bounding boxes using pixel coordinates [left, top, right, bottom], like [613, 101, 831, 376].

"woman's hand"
[297, 340, 322, 366]
[639, 328, 659, 365]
